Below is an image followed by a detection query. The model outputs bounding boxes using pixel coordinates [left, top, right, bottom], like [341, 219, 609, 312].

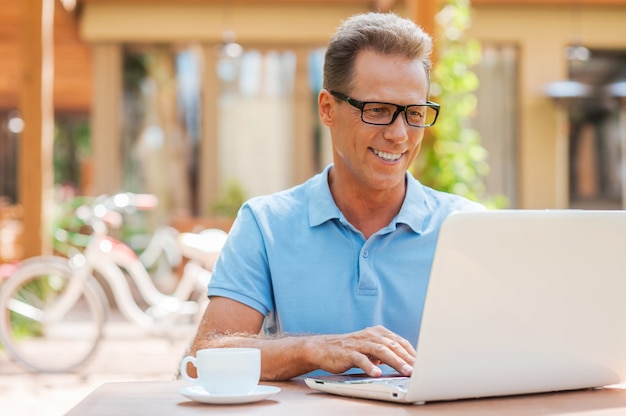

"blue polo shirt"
[208, 165, 484, 347]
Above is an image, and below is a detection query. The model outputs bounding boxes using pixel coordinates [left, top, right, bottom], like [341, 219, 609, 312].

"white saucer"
[178, 385, 281, 404]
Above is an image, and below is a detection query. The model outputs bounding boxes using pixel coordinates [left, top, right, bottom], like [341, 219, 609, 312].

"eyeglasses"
[329, 91, 440, 128]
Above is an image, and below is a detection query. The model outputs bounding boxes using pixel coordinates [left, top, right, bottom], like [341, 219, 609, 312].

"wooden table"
[65, 379, 626, 416]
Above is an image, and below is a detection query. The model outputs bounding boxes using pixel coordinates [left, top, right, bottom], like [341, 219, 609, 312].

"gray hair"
[323, 12, 432, 93]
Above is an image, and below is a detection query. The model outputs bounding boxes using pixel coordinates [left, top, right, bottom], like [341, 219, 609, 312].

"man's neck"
[328, 169, 406, 239]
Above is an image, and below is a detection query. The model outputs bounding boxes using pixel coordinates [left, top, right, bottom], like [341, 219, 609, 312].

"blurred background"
[2, 1, 626, 414]
[2, 0, 626, 262]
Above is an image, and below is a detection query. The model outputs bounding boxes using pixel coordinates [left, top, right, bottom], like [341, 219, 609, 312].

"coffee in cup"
[180, 348, 261, 395]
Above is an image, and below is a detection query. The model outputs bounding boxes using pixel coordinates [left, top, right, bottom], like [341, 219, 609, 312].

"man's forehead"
[350, 52, 429, 100]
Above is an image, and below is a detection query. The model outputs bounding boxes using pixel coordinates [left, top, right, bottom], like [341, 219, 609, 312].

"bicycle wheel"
[0, 256, 107, 373]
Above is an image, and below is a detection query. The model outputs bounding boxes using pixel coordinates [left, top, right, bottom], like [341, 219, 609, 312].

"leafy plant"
[50, 195, 93, 257]
[211, 180, 246, 218]
[53, 117, 90, 190]
[412, 0, 508, 209]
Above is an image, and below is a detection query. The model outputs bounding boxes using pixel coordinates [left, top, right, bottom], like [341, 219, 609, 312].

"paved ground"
[0, 319, 197, 416]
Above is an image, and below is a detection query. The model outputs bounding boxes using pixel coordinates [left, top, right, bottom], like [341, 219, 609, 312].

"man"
[188, 12, 484, 381]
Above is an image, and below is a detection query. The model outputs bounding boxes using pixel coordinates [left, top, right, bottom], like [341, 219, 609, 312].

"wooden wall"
[0, 0, 91, 112]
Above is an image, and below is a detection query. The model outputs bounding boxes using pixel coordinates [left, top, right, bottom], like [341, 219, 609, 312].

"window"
[121, 44, 202, 220]
[473, 44, 519, 207]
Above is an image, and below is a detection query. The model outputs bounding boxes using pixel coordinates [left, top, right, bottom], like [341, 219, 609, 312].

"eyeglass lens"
[362, 103, 437, 127]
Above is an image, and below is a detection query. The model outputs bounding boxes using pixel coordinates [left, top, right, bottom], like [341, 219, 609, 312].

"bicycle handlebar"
[107, 193, 158, 211]
[131, 194, 158, 211]
[74, 192, 159, 231]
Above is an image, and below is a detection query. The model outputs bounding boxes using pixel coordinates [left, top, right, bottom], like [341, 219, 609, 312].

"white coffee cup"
[180, 348, 261, 395]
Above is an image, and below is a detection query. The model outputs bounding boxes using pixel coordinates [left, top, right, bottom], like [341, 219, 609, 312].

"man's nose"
[383, 111, 409, 142]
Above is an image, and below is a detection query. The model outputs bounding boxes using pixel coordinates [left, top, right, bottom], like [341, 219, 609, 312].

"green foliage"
[211, 180, 246, 218]
[411, 0, 507, 209]
[50, 195, 94, 256]
[49, 194, 150, 258]
[53, 117, 91, 190]
[2, 278, 50, 344]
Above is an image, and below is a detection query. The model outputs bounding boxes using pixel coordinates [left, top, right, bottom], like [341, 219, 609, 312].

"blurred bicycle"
[0, 193, 227, 373]
[52, 194, 183, 290]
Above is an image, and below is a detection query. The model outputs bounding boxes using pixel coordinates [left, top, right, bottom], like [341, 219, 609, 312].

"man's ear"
[318, 89, 334, 127]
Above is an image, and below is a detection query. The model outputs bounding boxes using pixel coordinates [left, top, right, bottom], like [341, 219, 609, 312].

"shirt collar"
[307, 164, 429, 234]
[308, 165, 341, 227]
[395, 173, 429, 234]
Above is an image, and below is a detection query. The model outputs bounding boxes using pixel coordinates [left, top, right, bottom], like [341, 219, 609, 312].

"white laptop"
[305, 209, 626, 404]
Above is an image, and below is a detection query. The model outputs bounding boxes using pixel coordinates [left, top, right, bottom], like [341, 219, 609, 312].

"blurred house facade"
[469, 0, 626, 211]
[2, 0, 626, 259]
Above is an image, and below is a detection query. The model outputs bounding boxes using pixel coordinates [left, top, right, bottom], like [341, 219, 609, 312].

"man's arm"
[188, 296, 416, 381]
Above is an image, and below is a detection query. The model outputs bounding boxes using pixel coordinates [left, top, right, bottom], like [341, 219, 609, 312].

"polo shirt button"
[362, 249, 369, 258]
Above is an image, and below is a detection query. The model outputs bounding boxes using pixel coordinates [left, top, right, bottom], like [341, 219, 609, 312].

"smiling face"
[320, 50, 430, 196]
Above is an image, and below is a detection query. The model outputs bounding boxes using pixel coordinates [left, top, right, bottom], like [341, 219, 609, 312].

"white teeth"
[372, 148, 402, 161]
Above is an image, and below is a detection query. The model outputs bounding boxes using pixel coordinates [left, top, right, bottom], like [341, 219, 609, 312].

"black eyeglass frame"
[329, 90, 440, 128]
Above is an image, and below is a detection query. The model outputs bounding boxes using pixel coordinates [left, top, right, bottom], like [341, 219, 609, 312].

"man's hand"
[189, 297, 415, 380]
[304, 325, 416, 377]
